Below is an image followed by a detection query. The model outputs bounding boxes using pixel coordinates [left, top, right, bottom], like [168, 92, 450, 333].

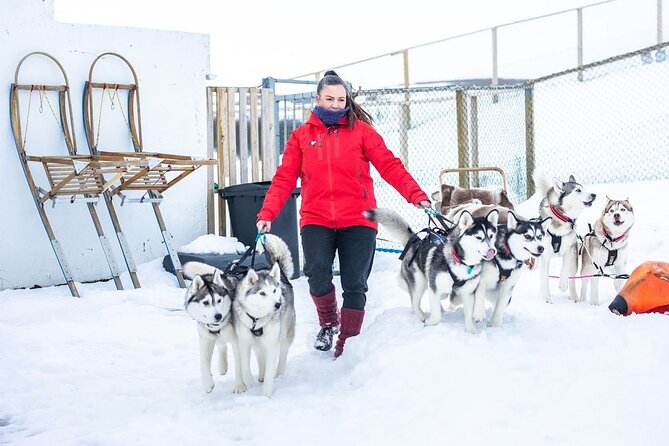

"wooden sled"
[435, 166, 514, 215]
[83, 52, 216, 288]
[9, 52, 141, 296]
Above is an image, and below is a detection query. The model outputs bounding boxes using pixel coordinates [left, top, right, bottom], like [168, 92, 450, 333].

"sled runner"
[9, 52, 141, 296]
[83, 52, 217, 288]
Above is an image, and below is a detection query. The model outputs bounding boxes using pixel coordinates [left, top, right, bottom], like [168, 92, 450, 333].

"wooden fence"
[206, 87, 276, 235]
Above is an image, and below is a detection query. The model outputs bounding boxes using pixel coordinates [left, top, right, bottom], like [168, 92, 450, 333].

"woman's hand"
[256, 220, 272, 233]
[414, 200, 432, 209]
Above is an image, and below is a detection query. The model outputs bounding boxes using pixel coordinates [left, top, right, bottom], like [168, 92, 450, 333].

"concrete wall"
[0, 0, 210, 289]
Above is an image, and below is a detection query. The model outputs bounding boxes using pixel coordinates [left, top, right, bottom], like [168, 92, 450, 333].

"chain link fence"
[273, 41, 669, 249]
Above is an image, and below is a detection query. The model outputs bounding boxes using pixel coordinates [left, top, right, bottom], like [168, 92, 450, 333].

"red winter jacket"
[257, 113, 428, 230]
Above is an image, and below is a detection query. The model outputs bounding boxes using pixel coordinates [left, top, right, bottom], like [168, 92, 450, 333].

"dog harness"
[583, 226, 627, 269]
[246, 313, 265, 337]
[495, 244, 523, 282]
[547, 206, 576, 253]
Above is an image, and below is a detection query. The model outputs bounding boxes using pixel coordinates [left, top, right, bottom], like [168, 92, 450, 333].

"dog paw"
[544, 297, 553, 304]
[487, 320, 501, 328]
[262, 385, 273, 398]
[464, 324, 476, 334]
[590, 300, 600, 306]
[424, 316, 440, 326]
[233, 383, 247, 394]
[202, 377, 215, 393]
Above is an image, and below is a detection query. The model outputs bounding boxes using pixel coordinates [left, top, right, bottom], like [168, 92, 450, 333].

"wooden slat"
[216, 88, 226, 236]
[226, 87, 237, 185]
[249, 88, 260, 182]
[238, 87, 249, 183]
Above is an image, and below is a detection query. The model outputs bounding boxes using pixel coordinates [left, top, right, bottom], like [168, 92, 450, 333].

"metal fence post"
[577, 8, 584, 82]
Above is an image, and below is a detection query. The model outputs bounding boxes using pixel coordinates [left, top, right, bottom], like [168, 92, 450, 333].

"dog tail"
[258, 233, 294, 279]
[182, 261, 219, 280]
[532, 170, 553, 196]
[363, 208, 414, 245]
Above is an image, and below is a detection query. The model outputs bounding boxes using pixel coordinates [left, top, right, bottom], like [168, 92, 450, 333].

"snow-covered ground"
[1, 179, 668, 446]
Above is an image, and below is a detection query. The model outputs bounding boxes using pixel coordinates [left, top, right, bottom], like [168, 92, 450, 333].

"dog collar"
[603, 227, 625, 244]
[246, 313, 264, 337]
[549, 206, 575, 227]
[204, 322, 222, 335]
[450, 248, 474, 274]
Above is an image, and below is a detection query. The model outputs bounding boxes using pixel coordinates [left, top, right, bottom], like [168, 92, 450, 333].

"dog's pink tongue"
[484, 248, 496, 260]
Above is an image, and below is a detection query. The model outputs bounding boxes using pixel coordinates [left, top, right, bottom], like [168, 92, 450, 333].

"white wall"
[0, 0, 210, 290]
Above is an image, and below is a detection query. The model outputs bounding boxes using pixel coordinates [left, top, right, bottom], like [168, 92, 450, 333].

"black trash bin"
[220, 181, 301, 279]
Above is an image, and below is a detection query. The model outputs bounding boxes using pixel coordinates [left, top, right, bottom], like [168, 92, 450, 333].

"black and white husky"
[473, 211, 550, 328]
[232, 234, 296, 398]
[535, 174, 596, 303]
[183, 262, 245, 394]
[579, 198, 634, 305]
[364, 208, 498, 333]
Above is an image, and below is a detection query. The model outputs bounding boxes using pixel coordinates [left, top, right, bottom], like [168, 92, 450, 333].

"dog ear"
[568, 175, 576, 183]
[540, 217, 552, 230]
[506, 211, 517, 230]
[552, 177, 564, 192]
[244, 269, 259, 285]
[269, 262, 281, 281]
[191, 274, 205, 291]
[212, 270, 235, 292]
[457, 210, 474, 230]
[486, 209, 499, 227]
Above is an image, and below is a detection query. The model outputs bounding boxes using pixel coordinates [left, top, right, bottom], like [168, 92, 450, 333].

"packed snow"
[1, 180, 668, 446]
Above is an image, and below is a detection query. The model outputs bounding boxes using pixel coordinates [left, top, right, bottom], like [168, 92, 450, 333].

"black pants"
[301, 225, 377, 311]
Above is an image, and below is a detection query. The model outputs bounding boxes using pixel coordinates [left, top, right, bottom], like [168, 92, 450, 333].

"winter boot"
[312, 289, 339, 351]
[334, 308, 365, 358]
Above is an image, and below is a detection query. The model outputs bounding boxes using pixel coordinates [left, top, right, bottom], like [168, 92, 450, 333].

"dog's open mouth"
[584, 199, 595, 207]
[614, 220, 624, 226]
[524, 248, 543, 257]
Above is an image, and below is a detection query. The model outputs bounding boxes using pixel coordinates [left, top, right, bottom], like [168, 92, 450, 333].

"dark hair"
[317, 70, 373, 127]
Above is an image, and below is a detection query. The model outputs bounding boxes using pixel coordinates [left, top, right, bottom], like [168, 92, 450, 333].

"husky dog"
[535, 174, 596, 303]
[473, 211, 550, 327]
[579, 198, 634, 305]
[183, 262, 245, 394]
[364, 208, 498, 333]
[232, 234, 296, 397]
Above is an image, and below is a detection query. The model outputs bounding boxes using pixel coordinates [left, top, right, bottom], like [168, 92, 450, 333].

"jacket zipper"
[326, 127, 336, 226]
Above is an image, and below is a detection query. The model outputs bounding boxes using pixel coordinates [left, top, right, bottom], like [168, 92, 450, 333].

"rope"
[376, 247, 403, 254]
[549, 272, 629, 280]
[139, 164, 171, 202]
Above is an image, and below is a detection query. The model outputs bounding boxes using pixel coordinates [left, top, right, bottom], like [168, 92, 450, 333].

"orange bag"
[609, 261, 669, 315]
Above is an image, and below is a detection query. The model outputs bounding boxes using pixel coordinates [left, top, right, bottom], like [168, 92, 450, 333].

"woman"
[256, 70, 430, 357]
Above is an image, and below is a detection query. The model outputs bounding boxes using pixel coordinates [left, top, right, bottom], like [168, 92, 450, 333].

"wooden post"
[525, 85, 536, 198]
[399, 49, 410, 167]
[216, 87, 227, 236]
[470, 95, 479, 187]
[455, 89, 469, 188]
[261, 88, 276, 180]
[206, 86, 215, 234]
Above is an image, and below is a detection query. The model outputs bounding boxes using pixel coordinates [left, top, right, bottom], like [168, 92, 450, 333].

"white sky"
[2, 180, 669, 445]
[54, 0, 599, 86]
